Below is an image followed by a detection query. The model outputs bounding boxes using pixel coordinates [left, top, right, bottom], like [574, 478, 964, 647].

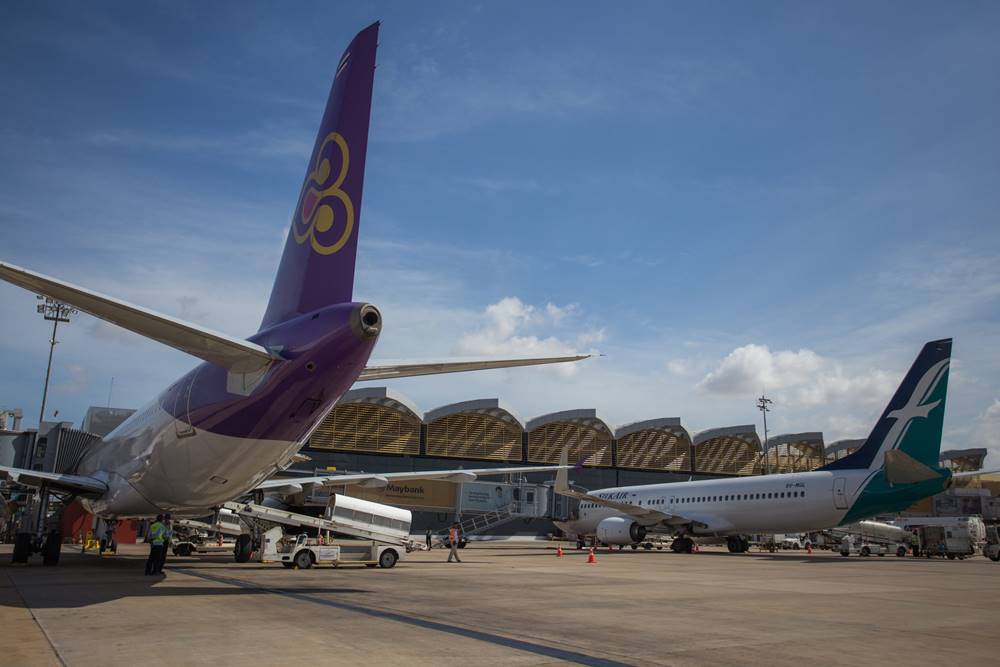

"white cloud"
[666, 359, 691, 376]
[697, 344, 897, 412]
[697, 344, 823, 396]
[453, 297, 601, 376]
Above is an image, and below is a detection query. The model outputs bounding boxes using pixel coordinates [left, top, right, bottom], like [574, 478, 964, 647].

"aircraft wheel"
[896, 546, 907, 558]
[42, 531, 62, 566]
[12, 533, 32, 563]
[630, 544, 638, 550]
[860, 546, 871, 557]
[947, 554, 956, 560]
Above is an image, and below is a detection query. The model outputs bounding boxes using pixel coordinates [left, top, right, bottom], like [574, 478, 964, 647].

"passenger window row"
[580, 490, 807, 509]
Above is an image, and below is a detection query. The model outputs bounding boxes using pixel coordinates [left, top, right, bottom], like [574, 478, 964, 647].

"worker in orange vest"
[447, 523, 462, 563]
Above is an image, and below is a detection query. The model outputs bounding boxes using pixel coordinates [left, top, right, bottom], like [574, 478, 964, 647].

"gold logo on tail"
[294, 132, 354, 255]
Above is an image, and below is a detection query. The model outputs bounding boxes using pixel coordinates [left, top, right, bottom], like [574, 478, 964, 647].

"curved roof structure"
[940, 448, 987, 472]
[692, 425, 761, 475]
[424, 398, 524, 462]
[424, 398, 525, 429]
[765, 432, 825, 473]
[526, 409, 613, 467]
[825, 438, 865, 461]
[310, 386, 422, 455]
[338, 386, 421, 419]
[614, 418, 692, 471]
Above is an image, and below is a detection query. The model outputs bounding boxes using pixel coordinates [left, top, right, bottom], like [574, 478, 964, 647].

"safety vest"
[149, 521, 166, 545]
[449, 527, 458, 543]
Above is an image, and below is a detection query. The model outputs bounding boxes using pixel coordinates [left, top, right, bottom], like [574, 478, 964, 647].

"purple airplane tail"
[260, 22, 379, 331]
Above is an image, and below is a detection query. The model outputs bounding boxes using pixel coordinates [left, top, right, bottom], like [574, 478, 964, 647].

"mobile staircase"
[432, 502, 524, 547]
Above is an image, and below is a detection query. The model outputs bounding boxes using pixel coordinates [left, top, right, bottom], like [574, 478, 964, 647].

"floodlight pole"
[30, 297, 77, 468]
[757, 394, 773, 475]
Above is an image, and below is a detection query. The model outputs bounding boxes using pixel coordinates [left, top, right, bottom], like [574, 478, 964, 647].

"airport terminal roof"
[692, 425, 762, 450]
[826, 438, 865, 457]
[525, 409, 613, 433]
[338, 386, 421, 420]
[940, 448, 988, 472]
[423, 398, 525, 429]
[692, 425, 762, 475]
[766, 432, 824, 454]
[614, 417, 690, 441]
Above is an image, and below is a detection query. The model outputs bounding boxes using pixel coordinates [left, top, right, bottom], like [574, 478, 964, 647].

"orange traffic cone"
[694, 543, 700, 553]
[556, 546, 564, 557]
[587, 547, 597, 564]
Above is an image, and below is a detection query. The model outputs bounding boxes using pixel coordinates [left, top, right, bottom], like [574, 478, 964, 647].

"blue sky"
[2, 2, 998, 461]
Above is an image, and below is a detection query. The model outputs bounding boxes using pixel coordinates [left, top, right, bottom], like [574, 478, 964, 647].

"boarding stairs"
[432, 502, 523, 547]
[221, 501, 417, 550]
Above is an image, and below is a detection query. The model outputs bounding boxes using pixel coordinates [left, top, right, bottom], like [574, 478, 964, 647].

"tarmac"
[1, 541, 997, 666]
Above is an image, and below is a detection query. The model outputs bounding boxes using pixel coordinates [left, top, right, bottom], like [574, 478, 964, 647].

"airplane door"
[833, 478, 848, 510]
[173, 370, 199, 439]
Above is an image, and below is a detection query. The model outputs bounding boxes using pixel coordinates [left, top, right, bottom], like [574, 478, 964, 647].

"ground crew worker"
[157, 513, 173, 573]
[145, 515, 166, 575]
[447, 523, 462, 563]
[425, 528, 432, 550]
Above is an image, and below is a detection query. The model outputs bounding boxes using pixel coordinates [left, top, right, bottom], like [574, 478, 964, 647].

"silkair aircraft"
[556, 339, 988, 553]
[0, 23, 584, 561]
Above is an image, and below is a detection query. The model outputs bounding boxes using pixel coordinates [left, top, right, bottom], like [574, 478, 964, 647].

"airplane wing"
[0, 262, 278, 375]
[552, 448, 689, 526]
[0, 465, 108, 496]
[952, 468, 1000, 479]
[256, 464, 569, 494]
[357, 355, 591, 381]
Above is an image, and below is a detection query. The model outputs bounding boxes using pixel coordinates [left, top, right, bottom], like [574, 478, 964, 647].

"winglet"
[555, 445, 571, 494]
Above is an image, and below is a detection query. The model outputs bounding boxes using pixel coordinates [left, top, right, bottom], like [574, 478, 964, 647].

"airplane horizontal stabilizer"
[0, 262, 279, 374]
[0, 465, 107, 496]
[256, 464, 570, 493]
[357, 354, 591, 381]
[884, 450, 945, 485]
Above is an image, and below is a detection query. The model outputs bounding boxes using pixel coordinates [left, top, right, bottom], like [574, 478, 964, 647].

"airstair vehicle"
[433, 503, 522, 548]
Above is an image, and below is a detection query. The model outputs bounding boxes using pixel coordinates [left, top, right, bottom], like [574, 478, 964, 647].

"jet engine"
[595, 516, 647, 545]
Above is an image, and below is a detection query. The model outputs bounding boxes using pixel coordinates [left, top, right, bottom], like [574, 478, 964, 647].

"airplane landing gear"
[671, 536, 694, 553]
[12, 484, 62, 565]
[727, 535, 750, 553]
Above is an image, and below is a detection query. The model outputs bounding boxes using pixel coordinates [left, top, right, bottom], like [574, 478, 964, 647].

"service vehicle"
[981, 526, 999, 562]
[916, 525, 972, 559]
[261, 527, 403, 569]
[837, 534, 908, 557]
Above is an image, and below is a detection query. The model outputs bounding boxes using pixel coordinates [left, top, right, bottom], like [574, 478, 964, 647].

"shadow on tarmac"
[1, 549, 373, 609]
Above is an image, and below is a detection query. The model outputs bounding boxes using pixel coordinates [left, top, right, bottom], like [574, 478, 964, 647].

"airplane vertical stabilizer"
[260, 22, 379, 330]
[822, 339, 951, 472]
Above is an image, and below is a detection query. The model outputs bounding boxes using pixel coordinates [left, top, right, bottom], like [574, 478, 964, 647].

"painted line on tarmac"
[175, 568, 632, 667]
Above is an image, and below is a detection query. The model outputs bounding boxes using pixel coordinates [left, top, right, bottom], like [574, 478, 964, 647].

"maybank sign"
[346, 479, 457, 510]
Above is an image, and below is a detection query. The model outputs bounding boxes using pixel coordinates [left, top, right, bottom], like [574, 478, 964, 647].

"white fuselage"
[559, 469, 873, 538]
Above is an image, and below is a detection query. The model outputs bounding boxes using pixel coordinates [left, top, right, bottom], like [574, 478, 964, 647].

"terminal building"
[3, 392, 996, 539]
